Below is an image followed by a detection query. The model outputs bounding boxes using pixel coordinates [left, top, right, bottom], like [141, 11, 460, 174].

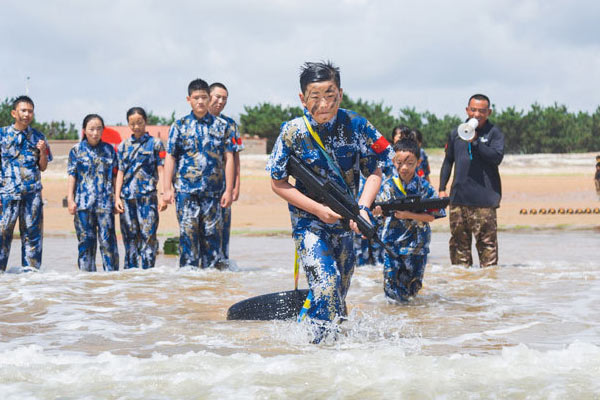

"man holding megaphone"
[439, 94, 504, 268]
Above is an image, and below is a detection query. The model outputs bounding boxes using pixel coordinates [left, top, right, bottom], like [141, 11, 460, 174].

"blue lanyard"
[468, 142, 473, 160]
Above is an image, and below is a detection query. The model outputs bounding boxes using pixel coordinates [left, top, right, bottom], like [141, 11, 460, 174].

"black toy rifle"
[287, 154, 399, 260]
[373, 195, 449, 216]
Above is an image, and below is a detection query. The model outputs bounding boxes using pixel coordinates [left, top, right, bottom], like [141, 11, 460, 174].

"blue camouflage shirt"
[67, 140, 117, 211]
[267, 108, 394, 227]
[416, 147, 430, 179]
[0, 125, 52, 199]
[379, 172, 446, 255]
[167, 111, 237, 196]
[117, 133, 165, 199]
[220, 114, 245, 153]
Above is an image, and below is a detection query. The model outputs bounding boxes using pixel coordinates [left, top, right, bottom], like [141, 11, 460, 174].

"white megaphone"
[457, 118, 479, 141]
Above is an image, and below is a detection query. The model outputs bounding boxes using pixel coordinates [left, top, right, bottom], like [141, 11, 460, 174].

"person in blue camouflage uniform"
[115, 107, 166, 269]
[267, 61, 394, 342]
[162, 78, 236, 269]
[0, 96, 52, 272]
[67, 114, 119, 272]
[374, 138, 446, 302]
[208, 82, 244, 261]
[412, 129, 431, 183]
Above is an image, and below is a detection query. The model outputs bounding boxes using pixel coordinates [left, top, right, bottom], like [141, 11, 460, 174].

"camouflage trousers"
[449, 205, 498, 267]
[175, 193, 223, 269]
[383, 253, 427, 302]
[221, 205, 231, 260]
[74, 209, 119, 272]
[293, 221, 355, 323]
[0, 191, 44, 271]
[120, 195, 159, 269]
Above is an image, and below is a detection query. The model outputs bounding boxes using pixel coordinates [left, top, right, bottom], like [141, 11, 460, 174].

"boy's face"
[187, 90, 210, 118]
[84, 117, 103, 147]
[299, 80, 342, 125]
[11, 101, 35, 129]
[393, 150, 418, 183]
[208, 87, 228, 116]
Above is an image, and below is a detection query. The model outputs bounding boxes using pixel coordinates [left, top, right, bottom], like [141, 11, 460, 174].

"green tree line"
[3, 96, 600, 154]
[239, 95, 600, 154]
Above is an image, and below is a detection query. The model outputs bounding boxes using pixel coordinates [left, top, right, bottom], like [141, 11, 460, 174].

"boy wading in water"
[267, 61, 393, 342]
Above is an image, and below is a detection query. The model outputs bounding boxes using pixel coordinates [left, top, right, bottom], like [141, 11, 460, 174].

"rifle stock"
[287, 154, 399, 259]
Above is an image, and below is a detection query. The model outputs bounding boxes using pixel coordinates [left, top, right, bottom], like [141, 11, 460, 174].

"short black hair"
[393, 137, 420, 158]
[299, 61, 341, 94]
[12, 95, 34, 110]
[126, 107, 147, 122]
[188, 79, 210, 96]
[468, 94, 490, 107]
[82, 114, 104, 130]
[209, 82, 228, 94]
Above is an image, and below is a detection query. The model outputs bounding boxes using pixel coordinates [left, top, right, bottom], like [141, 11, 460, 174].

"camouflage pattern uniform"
[379, 172, 446, 302]
[68, 140, 119, 271]
[117, 133, 165, 269]
[416, 148, 430, 180]
[167, 111, 237, 269]
[449, 205, 497, 267]
[219, 114, 244, 260]
[0, 125, 52, 271]
[267, 108, 393, 329]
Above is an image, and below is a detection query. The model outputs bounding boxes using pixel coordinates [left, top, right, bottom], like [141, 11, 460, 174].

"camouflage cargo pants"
[449, 205, 498, 267]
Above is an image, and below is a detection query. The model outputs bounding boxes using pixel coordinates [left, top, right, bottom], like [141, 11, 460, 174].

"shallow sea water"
[1, 230, 599, 399]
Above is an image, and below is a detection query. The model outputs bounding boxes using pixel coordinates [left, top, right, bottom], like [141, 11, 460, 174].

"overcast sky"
[2, 0, 599, 129]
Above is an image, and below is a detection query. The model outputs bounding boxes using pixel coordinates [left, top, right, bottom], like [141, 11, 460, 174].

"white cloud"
[1, 0, 599, 128]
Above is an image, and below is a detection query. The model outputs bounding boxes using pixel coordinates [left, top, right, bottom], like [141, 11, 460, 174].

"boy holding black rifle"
[373, 137, 446, 302]
[267, 61, 393, 343]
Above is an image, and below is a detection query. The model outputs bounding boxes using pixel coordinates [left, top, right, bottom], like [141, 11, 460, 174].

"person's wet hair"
[187, 78, 210, 95]
[393, 136, 420, 158]
[126, 107, 147, 122]
[12, 95, 34, 110]
[299, 61, 341, 94]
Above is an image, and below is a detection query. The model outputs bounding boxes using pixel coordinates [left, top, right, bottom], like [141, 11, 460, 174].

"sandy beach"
[40, 151, 600, 236]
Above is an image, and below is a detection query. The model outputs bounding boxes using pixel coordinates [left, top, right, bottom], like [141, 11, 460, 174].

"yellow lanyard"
[303, 115, 326, 151]
[392, 176, 407, 196]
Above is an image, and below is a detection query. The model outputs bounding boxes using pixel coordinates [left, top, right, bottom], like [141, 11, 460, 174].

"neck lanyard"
[392, 176, 407, 196]
[302, 115, 350, 194]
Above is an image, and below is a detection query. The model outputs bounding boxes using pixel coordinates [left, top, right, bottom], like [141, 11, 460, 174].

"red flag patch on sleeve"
[159, 151, 166, 159]
[231, 137, 236, 145]
[371, 136, 390, 154]
[237, 137, 243, 145]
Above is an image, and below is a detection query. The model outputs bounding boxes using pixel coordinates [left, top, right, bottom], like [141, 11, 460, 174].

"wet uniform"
[379, 172, 445, 301]
[219, 114, 244, 260]
[68, 140, 119, 271]
[0, 125, 52, 271]
[167, 111, 237, 269]
[117, 133, 165, 269]
[439, 120, 504, 267]
[267, 108, 393, 327]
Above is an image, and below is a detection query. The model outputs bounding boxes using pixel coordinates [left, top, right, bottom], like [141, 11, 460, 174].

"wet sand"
[40, 152, 600, 235]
